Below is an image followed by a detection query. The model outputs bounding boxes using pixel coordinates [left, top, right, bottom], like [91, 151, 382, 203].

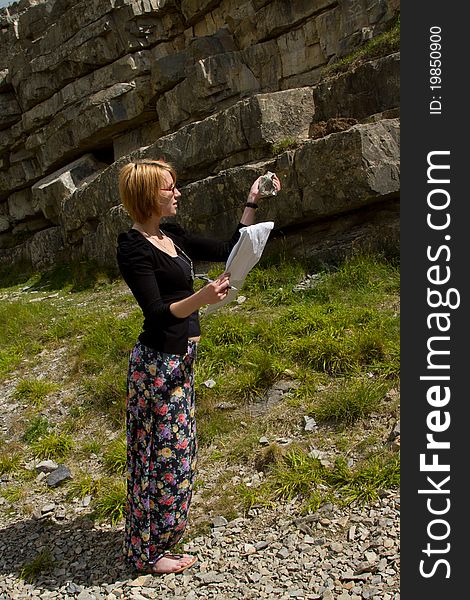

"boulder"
[157, 50, 261, 132]
[61, 157, 127, 239]
[154, 86, 315, 176]
[10, 14, 126, 110]
[150, 28, 237, 95]
[63, 86, 315, 237]
[254, 0, 328, 41]
[267, 200, 400, 264]
[156, 37, 289, 134]
[0, 0, 400, 271]
[0, 214, 9, 233]
[313, 53, 400, 122]
[0, 158, 43, 200]
[28, 78, 155, 172]
[32, 154, 108, 224]
[21, 51, 153, 134]
[180, 0, 220, 23]
[7, 188, 37, 222]
[113, 122, 162, 159]
[276, 19, 326, 84]
[0, 92, 21, 128]
[27, 227, 65, 269]
[295, 118, 400, 220]
[315, 0, 397, 63]
[159, 118, 400, 240]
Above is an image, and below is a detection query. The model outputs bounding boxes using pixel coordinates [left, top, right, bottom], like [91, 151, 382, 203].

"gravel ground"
[0, 492, 399, 600]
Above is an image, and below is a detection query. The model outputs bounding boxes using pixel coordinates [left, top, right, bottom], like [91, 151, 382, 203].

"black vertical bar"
[401, 4, 468, 597]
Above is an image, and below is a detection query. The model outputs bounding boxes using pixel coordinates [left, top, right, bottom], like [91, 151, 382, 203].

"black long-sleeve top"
[116, 222, 244, 354]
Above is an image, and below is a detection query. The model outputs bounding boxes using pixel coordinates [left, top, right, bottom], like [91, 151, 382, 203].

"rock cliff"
[0, 0, 400, 271]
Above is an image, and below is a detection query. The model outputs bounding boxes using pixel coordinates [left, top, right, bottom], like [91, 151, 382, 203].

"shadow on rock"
[0, 513, 136, 589]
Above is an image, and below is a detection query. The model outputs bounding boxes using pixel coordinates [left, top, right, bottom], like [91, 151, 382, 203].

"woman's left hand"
[248, 173, 282, 203]
[271, 174, 282, 195]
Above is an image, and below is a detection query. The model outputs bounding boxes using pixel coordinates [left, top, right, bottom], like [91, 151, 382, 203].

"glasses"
[160, 184, 177, 193]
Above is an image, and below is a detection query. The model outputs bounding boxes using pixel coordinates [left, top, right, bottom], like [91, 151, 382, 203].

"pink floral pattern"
[124, 340, 198, 570]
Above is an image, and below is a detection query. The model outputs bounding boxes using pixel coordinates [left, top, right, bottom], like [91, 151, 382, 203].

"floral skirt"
[124, 340, 198, 570]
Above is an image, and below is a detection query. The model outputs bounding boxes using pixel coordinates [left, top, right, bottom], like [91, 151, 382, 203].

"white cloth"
[205, 221, 274, 315]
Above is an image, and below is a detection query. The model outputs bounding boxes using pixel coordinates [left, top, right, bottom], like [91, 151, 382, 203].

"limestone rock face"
[0, 0, 400, 269]
[169, 119, 400, 238]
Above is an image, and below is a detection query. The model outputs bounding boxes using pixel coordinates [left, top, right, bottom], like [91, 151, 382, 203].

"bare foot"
[146, 554, 197, 574]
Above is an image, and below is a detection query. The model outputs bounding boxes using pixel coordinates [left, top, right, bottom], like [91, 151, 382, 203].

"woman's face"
[159, 170, 181, 217]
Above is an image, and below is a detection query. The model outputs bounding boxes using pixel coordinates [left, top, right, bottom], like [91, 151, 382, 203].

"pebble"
[46, 465, 72, 488]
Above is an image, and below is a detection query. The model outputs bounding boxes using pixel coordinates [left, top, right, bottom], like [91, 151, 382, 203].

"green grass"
[31, 432, 73, 460]
[0, 250, 400, 518]
[103, 435, 127, 475]
[0, 259, 118, 293]
[79, 439, 103, 456]
[311, 378, 391, 425]
[238, 446, 400, 513]
[0, 452, 21, 476]
[324, 14, 400, 77]
[194, 252, 399, 454]
[66, 472, 102, 500]
[271, 137, 301, 155]
[92, 478, 127, 525]
[0, 484, 26, 503]
[0, 301, 50, 379]
[23, 415, 51, 443]
[19, 549, 54, 582]
[14, 378, 59, 407]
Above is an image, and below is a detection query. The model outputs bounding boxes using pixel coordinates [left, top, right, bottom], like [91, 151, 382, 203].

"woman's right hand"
[170, 272, 232, 318]
[199, 272, 231, 305]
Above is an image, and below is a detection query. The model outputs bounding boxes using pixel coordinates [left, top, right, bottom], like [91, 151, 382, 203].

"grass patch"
[92, 478, 127, 525]
[327, 452, 400, 505]
[103, 436, 127, 475]
[254, 442, 289, 473]
[0, 260, 36, 288]
[243, 446, 400, 513]
[22, 415, 51, 443]
[14, 378, 59, 407]
[1, 249, 399, 520]
[271, 137, 301, 155]
[73, 312, 140, 424]
[19, 259, 118, 293]
[324, 14, 400, 77]
[311, 378, 391, 425]
[195, 252, 399, 450]
[196, 407, 239, 447]
[79, 439, 103, 457]
[0, 301, 50, 379]
[237, 482, 277, 512]
[0, 484, 27, 503]
[19, 549, 54, 582]
[0, 452, 21, 476]
[75, 313, 140, 375]
[66, 472, 102, 500]
[0, 347, 23, 379]
[81, 368, 127, 426]
[31, 432, 73, 460]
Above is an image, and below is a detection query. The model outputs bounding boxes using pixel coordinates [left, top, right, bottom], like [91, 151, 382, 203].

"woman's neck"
[133, 217, 162, 238]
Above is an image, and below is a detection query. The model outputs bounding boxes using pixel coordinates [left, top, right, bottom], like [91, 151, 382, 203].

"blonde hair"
[118, 159, 177, 223]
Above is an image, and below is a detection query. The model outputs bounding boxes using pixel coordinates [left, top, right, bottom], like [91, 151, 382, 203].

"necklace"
[134, 225, 174, 252]
[133, 224, 194, 280]
[173, 243, 195, 281]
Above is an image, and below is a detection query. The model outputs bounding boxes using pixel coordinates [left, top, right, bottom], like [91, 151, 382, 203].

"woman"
[116, 159, 281, 574]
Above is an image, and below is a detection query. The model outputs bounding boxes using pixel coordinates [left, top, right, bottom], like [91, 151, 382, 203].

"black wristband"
[245, 202, 259, 209]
